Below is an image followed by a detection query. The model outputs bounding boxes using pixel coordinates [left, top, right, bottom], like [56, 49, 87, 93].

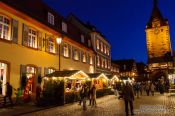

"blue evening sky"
[44, 0, 175, 63]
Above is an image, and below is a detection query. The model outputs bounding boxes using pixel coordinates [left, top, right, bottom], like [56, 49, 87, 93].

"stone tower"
[145, 0, 172, 64]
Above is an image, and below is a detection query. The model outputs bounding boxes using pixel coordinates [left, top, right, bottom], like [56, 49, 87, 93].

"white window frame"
[0, 15, 11, 40]
[62, 21, 67, 33]
[48, 37, 55, 53]
[28, 28, 37, 48]
[48, 12, 54, 25]
[74, 49, 79, 60]
[63, 43, 69, 57]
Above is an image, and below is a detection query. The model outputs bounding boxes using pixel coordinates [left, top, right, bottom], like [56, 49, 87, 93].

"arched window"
[0, 15, 11, 40]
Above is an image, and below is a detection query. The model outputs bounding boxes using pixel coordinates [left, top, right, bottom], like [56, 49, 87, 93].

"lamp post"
[56, 37, 62, 71]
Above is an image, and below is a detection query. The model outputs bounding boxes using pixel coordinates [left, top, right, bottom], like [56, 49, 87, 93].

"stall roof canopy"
[87, 73, 101, 78]
[46, 70, 81, 77]
[87, 73, 108, 80]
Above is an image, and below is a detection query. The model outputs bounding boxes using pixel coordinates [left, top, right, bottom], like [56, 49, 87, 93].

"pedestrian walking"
[88, 86, 92, 106]
[91, 84, 97, 107]
[81, 84, 88, 110]
[145, 82, 150, 96]
[122, 81, 135, 116]
[135, 82, 140, 98]
[4, 82, 13, 107]
[150, 83, 155, 96]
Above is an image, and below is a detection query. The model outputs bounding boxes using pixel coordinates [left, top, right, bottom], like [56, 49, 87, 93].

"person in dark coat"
[122, 81, 135, 116]
[4, 82, 13, 107]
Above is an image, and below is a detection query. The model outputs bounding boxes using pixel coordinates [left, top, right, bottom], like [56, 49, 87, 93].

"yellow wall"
[0, 4, 94, 95]
[146, 25, 172, 58]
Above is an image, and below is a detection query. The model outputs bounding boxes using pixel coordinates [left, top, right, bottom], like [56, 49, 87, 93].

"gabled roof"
[146, 0, 168, 28]
[113, 59, 136, 72]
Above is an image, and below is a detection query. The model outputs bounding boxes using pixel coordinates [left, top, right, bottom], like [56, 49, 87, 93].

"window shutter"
[22, 24, 28, 46]
[45, 34, 48, 52]
[37, 67, 42, 84]
[78, 50, 81, 61]
[11, 19, 18, 43]
[37, 31, 42, 50]
[72, 47, 74, 59]
[87, 53, 89, 64]
[68, 44, 71, 58]
[20, 64, 26, 77]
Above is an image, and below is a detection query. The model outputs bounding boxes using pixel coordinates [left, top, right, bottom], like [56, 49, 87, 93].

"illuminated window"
[62, 21, 67, 33]
[104, 45, 106, 54]
[48, 12, 54, 25]
[105, 59, 107, 68]
[82, 52, 86, 63]
[101, 42, 103, 52]
[73, 48, 79, 60]
[97, 55, 100, 66]
[108, 60, 110, 69]
[90, 55, 93, 65]
[63, 43, 69, 57]
[81, 34, 84, 43]
[26, 66, 36, 93]
[101, 57, 104, 68]
[97, 39, 99, 50]
[0, 15, 11, 40]
[28, 28, 37, 48]
[46, 35, 55, 53]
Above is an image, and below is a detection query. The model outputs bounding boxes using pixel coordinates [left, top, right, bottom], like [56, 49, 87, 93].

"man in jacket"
[122, 81, 135, 116]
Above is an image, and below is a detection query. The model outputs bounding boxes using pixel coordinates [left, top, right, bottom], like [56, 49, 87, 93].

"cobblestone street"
[20, 93, 175, 116]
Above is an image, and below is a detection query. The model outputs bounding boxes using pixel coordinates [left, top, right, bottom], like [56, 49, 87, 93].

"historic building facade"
[68, 14, 111, 74]
[145, 0, 173, 80]
[0, 0, 95, 96]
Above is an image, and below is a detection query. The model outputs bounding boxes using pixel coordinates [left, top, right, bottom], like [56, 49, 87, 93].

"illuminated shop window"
[26, 66, 36, 93]
[0, 62, 7, 95]
[28, 28, 37, 48]
[0, 15, 11, 40]
[48, 12, 54, 25]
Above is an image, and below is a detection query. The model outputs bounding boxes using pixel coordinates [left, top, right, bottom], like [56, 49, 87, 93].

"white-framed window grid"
[62, 21, 67, 33]
[0, 15, 11, 40]
[48, 38, 54, 53]
[28, 28, 37, 48]
[48, 12, 54, 25]
[63, 44, 69, 57]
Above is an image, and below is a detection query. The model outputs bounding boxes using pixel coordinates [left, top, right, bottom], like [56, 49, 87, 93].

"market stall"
[107, 75, 120, 89]
[88, 73, 109, 89]
[44, 70, 90, 93]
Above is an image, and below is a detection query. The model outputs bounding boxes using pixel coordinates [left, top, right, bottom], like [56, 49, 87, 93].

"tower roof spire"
[154, 0, 158, 6]
[146, 0, 167, 28]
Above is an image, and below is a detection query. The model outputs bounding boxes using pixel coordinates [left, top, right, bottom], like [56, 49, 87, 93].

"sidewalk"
[0, 95, 114, 116]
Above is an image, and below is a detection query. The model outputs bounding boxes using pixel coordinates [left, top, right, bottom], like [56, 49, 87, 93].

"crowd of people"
[114, 80, 170, 116]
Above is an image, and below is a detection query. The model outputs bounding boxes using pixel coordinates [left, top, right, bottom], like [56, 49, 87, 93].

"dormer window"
[48, 12, 54, 25]
[81, 34, 85, 43]
[62, 21, 67, 32]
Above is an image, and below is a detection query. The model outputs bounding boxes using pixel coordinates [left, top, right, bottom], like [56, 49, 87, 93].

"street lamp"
[56, 37, 62, 71]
